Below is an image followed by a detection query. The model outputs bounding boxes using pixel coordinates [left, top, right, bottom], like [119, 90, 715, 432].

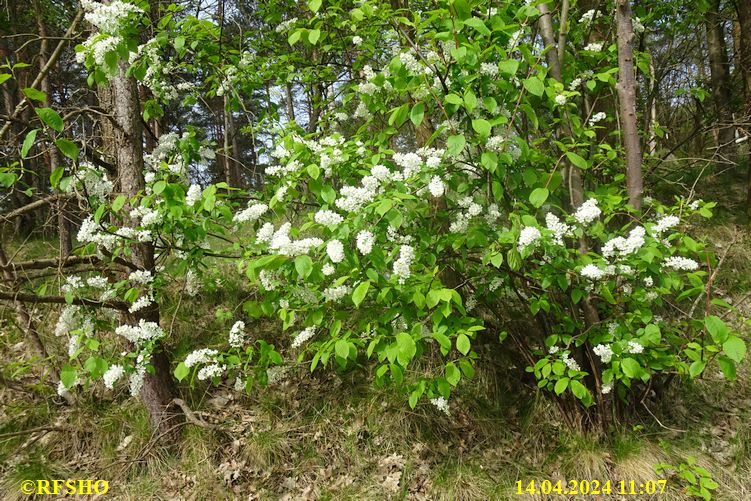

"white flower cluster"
[430, 396, 450, 415]
[652, 215, 679, 235]
[562, 352, 581, 371]
[632, 17, 645, 34]
[626, 341, 644, 354]
[601, 226, 645, 258]
[327, 239, 345, 263]
[518, 226, 542, 251]
[593, 344, 613, 363]
[275, 17, 298, 33]
[480, 62, 499, 78]
[322, 263, 335, 276]
[428, 176, 445, 197]
[103, 364, 125, 390]
[554, 94, 567, 106]
[545, 213, 572, 245]
[64, 163, 113, 198]
[115, 319, 164, 345]
[265, 223, 323, 256]
[574, 199, 601, 225]
[580, 264, 606, 280]
[198, 364, 226, 381]
[128, 269, 153, 285]
[323, 284, 352, 302]
[393, 245, 415, 284]
[130, 206, 162, 227]
[55, 305, 80, 337]
[663, 256, 699, 271]
[184, 348, 218, 368]
[129, 294, 153, 313]
[584, 42, 604, 52]
[259, 270, 281, 291]
[336, 175, 380, 212]
[234, 203, 268, 223]
[81, 0, 143, 33]
[291, 327, 316, 348]
[588, 112, 607, 126]
[186, 184, 203, 206]
[580, 9, 597, 24]
[449, 196, 483, 233]
[314, 209, 344, 226]
[356, 230, 375, 255]
[229, 321, 246, 348]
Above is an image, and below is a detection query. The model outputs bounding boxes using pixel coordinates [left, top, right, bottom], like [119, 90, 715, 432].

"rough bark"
[108, 62, 180, 438]
[615, 0, 643, 210]
[33, 0, 72, 257]
[705, 0, 736, 159]
[738, 0, 751, 214]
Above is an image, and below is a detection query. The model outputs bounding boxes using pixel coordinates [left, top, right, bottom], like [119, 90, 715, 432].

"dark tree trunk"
[616, 0, 644, 210]
[738, 0, 751, 214]
[705, 0, 736, 160]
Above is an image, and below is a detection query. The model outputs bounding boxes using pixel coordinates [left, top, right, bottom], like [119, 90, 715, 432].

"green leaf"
[0, 74, 12, 85]
[456, 333, 470, 355]
[464, 17, 490, 36]
[174, 362, 190, 382]
[307, 164, 320, 179]
[471, 118, 491, 137]
[447, 134, 466, 156]
[111, 194, 127, 212]
[55, 139, 79, 161]
[722, 335, 746, 363]
[565, 152, 588, 169]
[152, 180, 167, 194]
[463, 89, 478, 112]
[689, 360, 706, 378]
[294, 255, 313, 279]
[335, 339, 350, 359]
[498, 59, 519, 76]
[288, 30, 302, 46]
[309, 0, 322, 13]
[445, 93, 463, 105]
[705, 315, 729, 344]
[308, 29, 321, 45]
[396, 332, 416, 366]
[60, 365, 78, 388]
[388, 103, 409, 127]
[570, 380, 588, 399]
[621, 358, 641, 378]
[352, 280, 370, 307]
[36, 107, 63, 132]
[554, 377, 569, 395]
[21, 129, 38, 159]
[410, 102, 425, 126]
[529, 187, 549, 208]
[50, 166, 64, 188]
[523, 76, 544, 97]
[23, 87, 46, 102]
[445, 362, 461, 386]
[718, 355, 736, 381]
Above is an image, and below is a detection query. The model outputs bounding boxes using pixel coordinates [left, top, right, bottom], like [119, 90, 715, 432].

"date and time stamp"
[516, 479, 668, 496]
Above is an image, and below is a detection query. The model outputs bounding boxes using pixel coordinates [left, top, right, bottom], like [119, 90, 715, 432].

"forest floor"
[2, 175, 751, 500]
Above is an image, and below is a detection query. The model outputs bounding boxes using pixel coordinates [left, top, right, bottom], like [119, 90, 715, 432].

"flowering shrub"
[42, 0, 746, 428]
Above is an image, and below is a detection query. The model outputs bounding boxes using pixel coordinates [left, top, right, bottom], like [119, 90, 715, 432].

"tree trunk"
[738, 0, 751, 214]
[108, 61, 179, 438]
[34, 0, 72, 257]
[615, 0, 643, 210]
[705, 0, 736, 160]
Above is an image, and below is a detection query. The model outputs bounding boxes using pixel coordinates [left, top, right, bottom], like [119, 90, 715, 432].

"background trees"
[0, 0, 750, 498]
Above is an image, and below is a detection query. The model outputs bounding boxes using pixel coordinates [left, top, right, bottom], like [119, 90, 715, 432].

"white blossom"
[291, 327, 316, 348]
[198, 363, 226, 381]
[322, 263, 335, 276]
[593, 344, 613, 363]
[314, 209, 344, 226]
[428, 176, 445, 197]
[234, 203, 268, 223]
[115, 320, 164, 345]
[518, 226, 542, 251]
[563, 352, 581, 371]
[554, 94, 567, 106]
[545, 213, 571, 245]
[626, 341, 644, 354]
[588, 112, 607, 125]
[601, 226, 646, 258]
[581, 264, 606, 280]
[103, 364, 125, 390]
[652, 215, 680, 235]
[184, 348, 218, 368]
[327, 239, 345, 263]
[229, 321, 245, 348]
[574, 199, 601, 225]
[356, 230, 375, 255]
[393, 245, 415, 283]
[584, 42, 604, 52]
[430, 396, 450, 415]
[663, 256, 699, 271]
[186, 184, 202, 206]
